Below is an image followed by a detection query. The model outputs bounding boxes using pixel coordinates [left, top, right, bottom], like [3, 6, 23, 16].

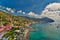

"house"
[4, 24, 11, 30]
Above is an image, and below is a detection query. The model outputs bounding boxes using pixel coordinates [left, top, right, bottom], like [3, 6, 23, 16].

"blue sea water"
[28, 22, 60, 40]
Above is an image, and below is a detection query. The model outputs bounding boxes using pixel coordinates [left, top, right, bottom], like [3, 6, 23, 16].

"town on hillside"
[0, 11, 35, 40]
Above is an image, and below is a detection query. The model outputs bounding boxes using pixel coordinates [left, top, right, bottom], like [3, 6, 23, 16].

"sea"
[28, 22, 60, 40]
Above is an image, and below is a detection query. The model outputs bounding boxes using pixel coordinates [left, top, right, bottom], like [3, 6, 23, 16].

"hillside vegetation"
[0, 10, 33, 27]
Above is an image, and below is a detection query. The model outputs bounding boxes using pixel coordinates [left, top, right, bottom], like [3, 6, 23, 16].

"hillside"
[0, 10, 34, 27]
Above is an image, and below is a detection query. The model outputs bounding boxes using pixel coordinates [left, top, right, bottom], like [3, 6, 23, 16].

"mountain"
[40, 17, 54, 23]
[21, 16, 54, 23]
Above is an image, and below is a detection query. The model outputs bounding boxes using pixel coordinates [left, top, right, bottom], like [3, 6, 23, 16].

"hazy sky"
[0, 0, 59, 14]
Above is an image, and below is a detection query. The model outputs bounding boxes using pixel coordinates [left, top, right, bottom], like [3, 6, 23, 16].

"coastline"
[23, 22, 36, 40]
[23, 27, 30, 40]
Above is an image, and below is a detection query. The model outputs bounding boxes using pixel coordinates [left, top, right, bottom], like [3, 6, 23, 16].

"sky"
[0, 0, 60, 16]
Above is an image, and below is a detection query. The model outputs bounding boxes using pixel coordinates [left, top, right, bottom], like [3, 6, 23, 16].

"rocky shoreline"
[21, 27, 30, 40]
[23, 22, 36, 40]
[20, 22, 36, 40]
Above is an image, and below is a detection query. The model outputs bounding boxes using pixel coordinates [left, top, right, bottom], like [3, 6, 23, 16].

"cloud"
[45, 3, 60, 11]
[28, 11, 41, 18]
[23, 12, 25, 14]
[17, 10, 22, 13]
[6, 7, 15, 13]
[28, 11, 37, 16]
[17, 10, 26, 14]
[41, 3, 60, 22]
[0, 5, 15, 13]
[6, 8, 11, 11]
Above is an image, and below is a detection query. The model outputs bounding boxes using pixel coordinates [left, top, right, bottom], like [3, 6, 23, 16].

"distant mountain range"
[21, 16, 54, 23]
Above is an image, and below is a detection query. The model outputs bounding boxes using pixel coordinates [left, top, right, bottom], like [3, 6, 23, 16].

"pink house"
[0, 24, 12, 32]
[4, 24, 11, 30]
